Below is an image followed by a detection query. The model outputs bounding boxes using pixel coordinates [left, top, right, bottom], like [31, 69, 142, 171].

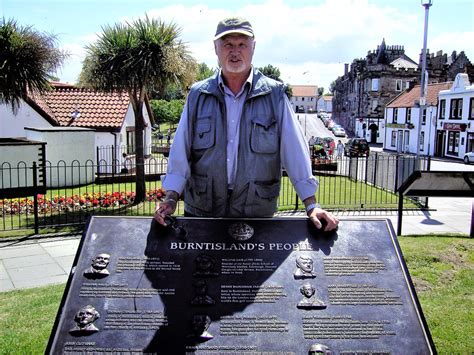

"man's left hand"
[307, 208, 339, 231]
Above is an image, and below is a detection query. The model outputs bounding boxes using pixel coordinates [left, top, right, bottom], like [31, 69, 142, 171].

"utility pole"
[416, 0, 433, 157]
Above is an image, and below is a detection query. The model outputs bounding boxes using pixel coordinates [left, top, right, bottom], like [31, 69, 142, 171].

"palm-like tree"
[0, 18, 66, 112]
[80, 16, 195, 204]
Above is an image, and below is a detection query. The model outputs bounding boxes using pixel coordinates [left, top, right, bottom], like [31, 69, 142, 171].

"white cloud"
[55, 0, 474, 90]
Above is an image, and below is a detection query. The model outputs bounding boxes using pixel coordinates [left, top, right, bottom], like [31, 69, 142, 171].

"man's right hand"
[154, 191, 179, 226]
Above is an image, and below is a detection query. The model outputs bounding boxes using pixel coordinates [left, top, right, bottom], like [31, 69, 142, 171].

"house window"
[393, 108, 398, 123]
[422, 108, 427, 125]
[406, 108, 412, 123]
[126, 128, 136, 154]
[391, 131, 396, 147]
[420, 132, 425, 151]
[447, 131, 460, 154]
[439, 99, 446, 119]
[302, 97, 305, 101]
[371, 78, 379, 91]
[469, 97, 474, 119]
[450, 98, 463, 119]
[396, 79, 402, 91]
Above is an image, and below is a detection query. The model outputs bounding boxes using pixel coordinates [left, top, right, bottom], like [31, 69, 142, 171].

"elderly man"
[70, 305, 100, 334]
[83, 253, 110, 278]
[154, 17, 338, 231]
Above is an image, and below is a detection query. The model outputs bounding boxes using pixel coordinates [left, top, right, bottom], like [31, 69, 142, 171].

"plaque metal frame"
[47, 216, 436, 354]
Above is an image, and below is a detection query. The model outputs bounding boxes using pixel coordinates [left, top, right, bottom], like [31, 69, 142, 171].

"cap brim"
[214, 29, 254, 41]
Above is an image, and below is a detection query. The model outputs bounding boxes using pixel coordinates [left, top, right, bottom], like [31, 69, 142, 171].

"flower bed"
[1, 188, 165, 215]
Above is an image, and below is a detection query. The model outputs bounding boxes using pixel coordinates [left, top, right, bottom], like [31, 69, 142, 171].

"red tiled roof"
[27, 83, 132, 130]
[387, 82, 453, 108]
[291, 85, 318, 97]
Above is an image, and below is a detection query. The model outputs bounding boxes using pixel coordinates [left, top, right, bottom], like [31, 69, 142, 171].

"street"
[296, 112, 474, 172]
[295, 113, 348, 145]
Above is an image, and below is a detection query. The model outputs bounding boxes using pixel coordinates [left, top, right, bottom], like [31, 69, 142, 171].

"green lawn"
[0, 235, 472, 353]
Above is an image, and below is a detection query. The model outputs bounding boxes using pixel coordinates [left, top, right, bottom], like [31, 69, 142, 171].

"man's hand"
[307, 207, 339, 232]
[154, 191, 179, 226]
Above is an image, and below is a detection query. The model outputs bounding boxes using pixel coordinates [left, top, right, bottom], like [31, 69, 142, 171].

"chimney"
[344, 63, 349, 75]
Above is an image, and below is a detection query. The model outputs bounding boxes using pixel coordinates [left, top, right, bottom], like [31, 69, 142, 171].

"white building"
[437, 73, 474, 159]
[290, 85, 318, 113]
[316, 95, 333, 113]
[384, 81, 452, 154]
[0, 82, 154, 173]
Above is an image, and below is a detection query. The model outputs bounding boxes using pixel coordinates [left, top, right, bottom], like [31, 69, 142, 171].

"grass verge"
[0, 283, 65, 353]
[2, 235, 471, 353]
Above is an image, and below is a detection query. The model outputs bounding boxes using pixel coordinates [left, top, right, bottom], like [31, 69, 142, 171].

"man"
[296, 283, 326, 309]
[293, 255, 316, 279]
[154, 17, 338, 231]
[70, 305, 100, 334]
[336, 139, 344, 158]
[83, 253, 110, 279]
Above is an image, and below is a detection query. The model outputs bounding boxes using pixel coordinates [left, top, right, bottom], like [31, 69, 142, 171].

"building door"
[369, 123, 378, 143]
[397, 130, 403, 153]
[435, 130, 445, 157]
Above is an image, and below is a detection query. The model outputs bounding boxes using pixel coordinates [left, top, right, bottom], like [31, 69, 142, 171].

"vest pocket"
[193, 116, 215, 150]
[244, 180, 280, 216]
[187, 174, 212, 212]
[250, 115, 278, 154]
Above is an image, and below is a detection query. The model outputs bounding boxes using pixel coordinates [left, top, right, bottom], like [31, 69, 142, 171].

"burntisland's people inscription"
[47, 217, 435, 354]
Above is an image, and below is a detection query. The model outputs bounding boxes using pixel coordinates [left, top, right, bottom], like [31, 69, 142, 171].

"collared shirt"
[163, 69, 318, 201]
[218, 69, 253, 189]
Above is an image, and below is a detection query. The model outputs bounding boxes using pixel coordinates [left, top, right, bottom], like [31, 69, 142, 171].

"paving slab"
[41, 241, 80, 258]
[55, 255, 76, 273]
[8, 262, 66, 283]
[2, 253, 57, 269]
[0, 244, 45, 259]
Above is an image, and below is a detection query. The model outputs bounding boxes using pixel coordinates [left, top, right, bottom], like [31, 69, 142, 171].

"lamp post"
[416, 0, 433, 157]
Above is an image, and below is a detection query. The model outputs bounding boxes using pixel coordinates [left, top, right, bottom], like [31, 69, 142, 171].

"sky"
[2, 0, 474, 92]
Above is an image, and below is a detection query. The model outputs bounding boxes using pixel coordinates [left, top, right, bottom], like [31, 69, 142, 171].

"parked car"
[344, 138, 370, 157]
[333, 127, 346, 137]
[464, 151, 474, 164]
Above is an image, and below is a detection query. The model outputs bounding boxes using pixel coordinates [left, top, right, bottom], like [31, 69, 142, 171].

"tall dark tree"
[318, 87, 324, 96]
[80, 15, 194, 204]
[257, 64, 282, 82]
[0, 18, 66, 112]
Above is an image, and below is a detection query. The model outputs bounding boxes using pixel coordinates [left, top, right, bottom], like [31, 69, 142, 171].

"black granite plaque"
[47, 217, 435, 354]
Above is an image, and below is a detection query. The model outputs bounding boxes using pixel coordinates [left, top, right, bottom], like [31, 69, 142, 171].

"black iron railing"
[0, 151, 429, 233]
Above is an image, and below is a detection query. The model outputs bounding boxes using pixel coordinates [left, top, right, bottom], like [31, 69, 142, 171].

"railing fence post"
[33, 162, 39, 235]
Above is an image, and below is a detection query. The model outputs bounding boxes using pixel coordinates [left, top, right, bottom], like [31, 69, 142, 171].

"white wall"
[26, 128, 95, 187]
[0, 141, 44, 189]
[0, 102, 53, 138]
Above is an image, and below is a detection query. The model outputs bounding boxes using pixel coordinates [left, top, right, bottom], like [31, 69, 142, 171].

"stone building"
[332, 39, 474, 144]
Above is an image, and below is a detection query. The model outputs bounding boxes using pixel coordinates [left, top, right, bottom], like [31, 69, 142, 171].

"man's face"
[299, 257, 313, 272]
[214, 34, 255, 76]
[191, 315, 209, 333]
[196, 256, 212, 270]
[77, 307, 96, 326]
[302, 285, 314, 297]
[92, 254, 110, 269]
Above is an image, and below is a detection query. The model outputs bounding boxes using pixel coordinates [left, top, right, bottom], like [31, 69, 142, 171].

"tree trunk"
[133, 102, 146, 205]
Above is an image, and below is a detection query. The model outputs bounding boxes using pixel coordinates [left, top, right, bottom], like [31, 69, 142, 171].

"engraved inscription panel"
[48, 217, 434, 354]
